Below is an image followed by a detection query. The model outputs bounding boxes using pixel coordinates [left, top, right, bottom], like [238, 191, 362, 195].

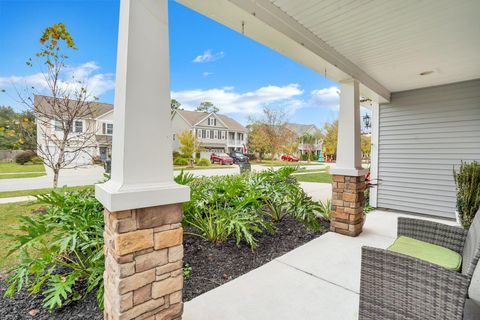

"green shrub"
[173, 157, 189, 166]
[197, 158, 211, 167]
[318, 199, 332, 220]
[30, 156, 44, 164]
[454, 161, 480, 229]
[181, 166, 323, 249]
[2, 189, 105, 310]
[15, 150, 36, 165]
[174, 170, 195, 185]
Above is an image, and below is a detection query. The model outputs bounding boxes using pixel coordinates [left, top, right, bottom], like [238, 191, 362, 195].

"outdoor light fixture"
[363, 114, 371, 131]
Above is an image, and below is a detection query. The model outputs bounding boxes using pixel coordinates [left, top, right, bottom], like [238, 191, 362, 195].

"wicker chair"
[359, 209, 480, 320]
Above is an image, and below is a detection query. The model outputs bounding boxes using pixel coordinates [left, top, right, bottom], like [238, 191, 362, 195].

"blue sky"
[0, 0, 342, 127]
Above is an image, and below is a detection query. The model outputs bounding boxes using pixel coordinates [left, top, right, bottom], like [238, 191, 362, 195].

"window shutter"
[102, 123, 106, 134]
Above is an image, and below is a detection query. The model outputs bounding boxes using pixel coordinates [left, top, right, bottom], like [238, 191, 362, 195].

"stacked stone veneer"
[330, 175, 366, 236]
[104, 203, 184, 320]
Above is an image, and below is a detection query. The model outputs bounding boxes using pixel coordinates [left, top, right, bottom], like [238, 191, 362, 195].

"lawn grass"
[0, 172, 46, 179]
[0, 185, 93, 199]
[294, 171, 332, 183]
[0, 201, 44, 272]
[0, 162, 45, 173]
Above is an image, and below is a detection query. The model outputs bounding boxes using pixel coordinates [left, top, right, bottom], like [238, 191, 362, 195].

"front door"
[99, 147, 108, 161]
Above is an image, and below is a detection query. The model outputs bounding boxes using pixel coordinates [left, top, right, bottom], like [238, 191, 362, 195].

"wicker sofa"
[359, 209, 480, 320]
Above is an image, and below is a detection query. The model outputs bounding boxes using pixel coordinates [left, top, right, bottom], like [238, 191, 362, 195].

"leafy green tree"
[323, 120, 338, 159]
[300, 132, 316, 162]
[0, 106, 36, 150]
[171, 99, 182, 113]
[196, 101, 219, 113]
[178, 130, 201, 166]
[247, 123, 270, 160]
[361, 134, 371, 159]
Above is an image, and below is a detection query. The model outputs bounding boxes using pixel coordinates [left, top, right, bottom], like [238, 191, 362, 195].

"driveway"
[0, 165, 105, 192]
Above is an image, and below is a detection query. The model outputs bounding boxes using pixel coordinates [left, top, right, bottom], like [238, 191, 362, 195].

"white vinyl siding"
[377, 79, 480, 218]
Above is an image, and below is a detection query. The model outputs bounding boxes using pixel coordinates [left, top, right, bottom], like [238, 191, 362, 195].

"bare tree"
[249, 107, 289, 161]
[16, 23, 99, 187]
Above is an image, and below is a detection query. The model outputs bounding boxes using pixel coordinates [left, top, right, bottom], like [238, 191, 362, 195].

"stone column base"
[104, 204, 184, 320]
[330, 175, 366, 237]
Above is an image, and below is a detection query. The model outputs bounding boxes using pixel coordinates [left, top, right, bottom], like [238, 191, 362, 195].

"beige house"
[171, 109, 248, 158]
[35, 95, 114, 166]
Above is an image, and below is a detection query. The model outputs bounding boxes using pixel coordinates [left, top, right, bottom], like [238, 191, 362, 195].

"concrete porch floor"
[183, 210, 457, 320]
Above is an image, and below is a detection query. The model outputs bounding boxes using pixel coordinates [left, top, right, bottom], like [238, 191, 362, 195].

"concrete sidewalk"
[183, 210, 456, 320]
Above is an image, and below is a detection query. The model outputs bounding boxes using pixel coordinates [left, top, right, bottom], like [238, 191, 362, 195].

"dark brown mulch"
[183, 216, 329, 301]
[0, 217, 329, 319]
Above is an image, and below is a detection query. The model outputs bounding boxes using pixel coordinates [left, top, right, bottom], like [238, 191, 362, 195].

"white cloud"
[202, 71, 213, 77]
[0, 61, 115, 99]
[310, 86, 340, 110]
[172, 84, 303, 115]
[192, 50, 225, 63]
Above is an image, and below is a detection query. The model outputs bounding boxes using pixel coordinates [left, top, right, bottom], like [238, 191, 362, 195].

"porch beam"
[177, 0, 391, 103]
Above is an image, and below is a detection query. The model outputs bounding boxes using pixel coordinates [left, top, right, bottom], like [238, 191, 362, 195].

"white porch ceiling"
[177, 0, 480, 102]
[270, 0, 480, 93]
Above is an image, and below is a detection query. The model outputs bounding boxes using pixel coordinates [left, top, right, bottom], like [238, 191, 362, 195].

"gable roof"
[175, 109, 247, 132]
[285, 123, 319, 136]
[34, 95, 113, 119]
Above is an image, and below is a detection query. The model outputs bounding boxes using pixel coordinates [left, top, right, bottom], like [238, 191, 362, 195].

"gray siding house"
[372, 79, 480, 219]
[285, 123, 323, 157]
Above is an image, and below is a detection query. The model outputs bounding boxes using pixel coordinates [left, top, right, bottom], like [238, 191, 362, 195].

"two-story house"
[171, 110, 248, 158]
[285, 123, 323, 158]
[35, 95, 114, 166]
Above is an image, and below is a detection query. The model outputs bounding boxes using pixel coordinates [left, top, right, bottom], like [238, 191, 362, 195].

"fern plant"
[454, 161, 480, 229]
[2, 189, 105, 310]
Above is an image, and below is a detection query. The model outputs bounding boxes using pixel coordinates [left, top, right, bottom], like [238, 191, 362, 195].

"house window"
[102, 123, 113, 135]
[74, 120, 83, 133]
[197, 129, 202, 138]
[208, 117, 216, 126]
[238, 133, 244, 141]
[210, 130, 214, 139]
[54, 120, 62, 131]
[214, 130, 218, 139]
[202, 129, 206, 139]
[173, 134, 175, 141]
[221, 131, 225, 140]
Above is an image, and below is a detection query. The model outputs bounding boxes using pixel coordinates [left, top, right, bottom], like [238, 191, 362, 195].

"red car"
[281, 154, 299, 162]
[210, 153, 234, 165]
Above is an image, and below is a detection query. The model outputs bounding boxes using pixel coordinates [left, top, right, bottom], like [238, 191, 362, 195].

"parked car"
[281, 154, 299, 162]
[229, 152, 249, 163]
[210, 153, 234, 165]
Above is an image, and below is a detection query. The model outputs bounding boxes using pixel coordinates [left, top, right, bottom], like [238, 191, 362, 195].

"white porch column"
[96, 0, 189, 211]
[330, 79, 367, 237]
[331, 79, 366, 176]
[96, 1, 188, 319]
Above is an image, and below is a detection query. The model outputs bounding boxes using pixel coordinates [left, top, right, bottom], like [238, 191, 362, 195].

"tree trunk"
[53, 168, 59, 188]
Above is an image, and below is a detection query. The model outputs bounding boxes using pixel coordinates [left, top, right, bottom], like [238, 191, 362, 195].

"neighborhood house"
[285, 123, 323, 158]
[35, 95, 114, 166]
[171, 109, 248, 158]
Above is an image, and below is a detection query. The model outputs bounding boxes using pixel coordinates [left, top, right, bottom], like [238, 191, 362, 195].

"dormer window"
[208, 117, 216, 126]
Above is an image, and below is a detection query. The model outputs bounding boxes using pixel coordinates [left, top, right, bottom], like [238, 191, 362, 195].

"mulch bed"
[0, 217, 329, 319]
